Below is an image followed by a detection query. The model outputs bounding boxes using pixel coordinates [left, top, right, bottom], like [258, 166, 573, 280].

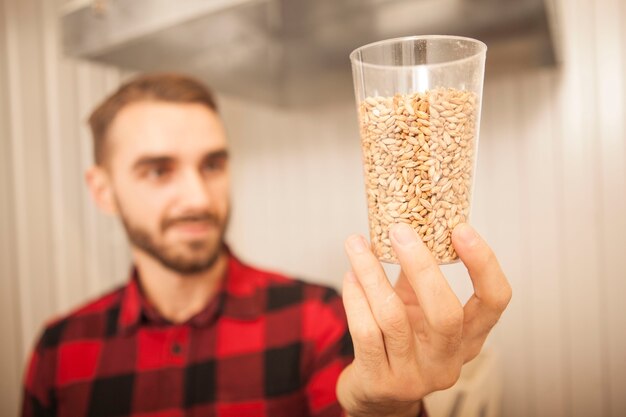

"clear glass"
[350, 35, 487, 264]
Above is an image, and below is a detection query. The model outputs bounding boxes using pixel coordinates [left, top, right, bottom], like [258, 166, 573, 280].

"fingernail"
[455, 223, 478, 245]
[391, 223, 417, 246]
[347, 235, 367, 253]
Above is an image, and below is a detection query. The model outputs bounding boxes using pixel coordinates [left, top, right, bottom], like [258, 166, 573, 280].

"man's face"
[97, 101, 231, 275]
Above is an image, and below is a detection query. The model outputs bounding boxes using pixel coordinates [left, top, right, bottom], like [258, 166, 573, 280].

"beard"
[118, 205, 230, 275]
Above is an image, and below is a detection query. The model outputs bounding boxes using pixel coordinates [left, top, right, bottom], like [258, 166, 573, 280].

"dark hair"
[88, 72, 218, 165]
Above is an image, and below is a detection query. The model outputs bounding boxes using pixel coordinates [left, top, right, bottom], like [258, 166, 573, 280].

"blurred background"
[0, 0, 625, 416]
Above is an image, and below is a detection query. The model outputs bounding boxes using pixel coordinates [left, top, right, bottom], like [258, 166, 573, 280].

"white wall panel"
[481, 77, 531, 417]
[1, 0, 131, 375]
[0, 1, 22, 415]
[4, 0, 57, 358]
[558, 0, 609, 415]
[521, 69, 567, 417]
[593, 1, 626, 416]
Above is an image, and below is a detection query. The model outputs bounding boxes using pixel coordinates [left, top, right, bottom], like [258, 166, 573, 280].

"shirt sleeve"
[21, 328, 57, 417]
[303, 287, 430, 417]
[304, 287, 354, 417]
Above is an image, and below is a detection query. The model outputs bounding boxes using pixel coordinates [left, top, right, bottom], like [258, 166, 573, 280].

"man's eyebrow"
[132, 156, 175, 170]
[201, 149, 229, 161]
[132, 150, 229, 170]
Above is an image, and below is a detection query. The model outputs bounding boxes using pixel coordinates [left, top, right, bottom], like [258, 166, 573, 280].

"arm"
[338, 223, 511, 417]
[21, 334, 56, 417]
[304, 288, 354, 417]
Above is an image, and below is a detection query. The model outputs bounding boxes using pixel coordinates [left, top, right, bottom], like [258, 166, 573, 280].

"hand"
[337, 223, 512, 417]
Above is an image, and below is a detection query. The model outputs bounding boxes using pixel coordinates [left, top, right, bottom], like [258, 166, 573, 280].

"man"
[21, 73, 511, 417]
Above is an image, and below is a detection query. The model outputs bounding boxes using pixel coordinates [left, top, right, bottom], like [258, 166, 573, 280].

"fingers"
[389, 223, 463, 353]
[344, 235, 413, 362]
[394, 271, 420, 309]
[452, 223, 512, 326]
[460, 296, 494, 363]
[341, 271, 387, 369]
[451, 223, 512, 362]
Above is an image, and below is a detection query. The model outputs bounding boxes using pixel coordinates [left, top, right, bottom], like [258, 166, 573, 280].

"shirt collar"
[117, 247, 263, 335]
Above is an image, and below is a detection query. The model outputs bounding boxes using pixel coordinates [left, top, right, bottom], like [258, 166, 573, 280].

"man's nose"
[178, 170, 211, 209]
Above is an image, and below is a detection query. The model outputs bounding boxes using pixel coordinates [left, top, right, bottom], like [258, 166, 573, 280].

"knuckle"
[464, 345, 482, 363]
[431, 363, 463, 391]
[489, 282, 513, 312]
[357, 345, 387, 369]
[500, 282, 513, 307]
[443, 332, 463, 354]
[434, 306, 464, 334]
[379, 308, 414, 357]
[352, 322, 385, 351]
[380, 303, 408, 334]
[382, 316, 407, 338]
[387, 335, 414, 359]
[353, 325, 381, 345]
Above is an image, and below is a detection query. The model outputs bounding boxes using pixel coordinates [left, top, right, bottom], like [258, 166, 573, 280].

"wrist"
[344, 399, 423, 417]
[337, 368, 426, 417]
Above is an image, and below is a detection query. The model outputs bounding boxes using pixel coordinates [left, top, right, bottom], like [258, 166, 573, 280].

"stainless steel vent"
[61, 0, 558, 106]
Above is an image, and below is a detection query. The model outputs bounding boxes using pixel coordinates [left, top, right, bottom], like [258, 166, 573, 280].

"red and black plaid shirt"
[21, 251, 355, 417]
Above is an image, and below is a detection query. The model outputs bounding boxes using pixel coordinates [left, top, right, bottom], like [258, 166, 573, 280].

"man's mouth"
[168, 220, 217, 238]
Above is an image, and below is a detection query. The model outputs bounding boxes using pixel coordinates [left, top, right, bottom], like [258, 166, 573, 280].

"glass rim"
[349, 35, 488, 70]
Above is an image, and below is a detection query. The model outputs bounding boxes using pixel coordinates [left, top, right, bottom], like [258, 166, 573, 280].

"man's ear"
[85, 166, 118, 215]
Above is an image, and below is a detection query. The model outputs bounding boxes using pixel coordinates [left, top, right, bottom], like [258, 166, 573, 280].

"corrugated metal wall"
[1, 0, 625, 416]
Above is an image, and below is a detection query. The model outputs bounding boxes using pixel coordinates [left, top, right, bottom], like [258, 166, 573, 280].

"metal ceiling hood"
[61, 0, 558, 106]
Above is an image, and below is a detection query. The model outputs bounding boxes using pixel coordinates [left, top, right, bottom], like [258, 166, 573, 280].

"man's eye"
[147, 166, 169, 179]
[203, 159, 225, 172]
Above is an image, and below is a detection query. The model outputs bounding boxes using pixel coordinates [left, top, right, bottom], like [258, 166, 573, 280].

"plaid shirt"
[21, 251, 355, 417]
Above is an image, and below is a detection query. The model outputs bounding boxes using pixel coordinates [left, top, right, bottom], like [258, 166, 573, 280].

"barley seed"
[358, 88, 477, 264]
